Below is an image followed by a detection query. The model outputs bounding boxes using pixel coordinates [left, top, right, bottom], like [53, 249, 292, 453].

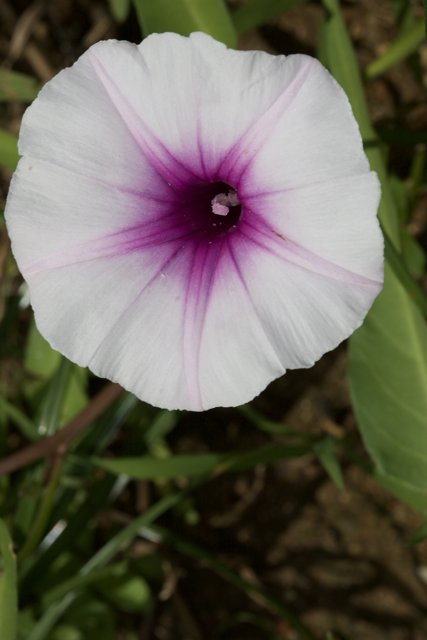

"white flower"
[5, 33, 383, 411]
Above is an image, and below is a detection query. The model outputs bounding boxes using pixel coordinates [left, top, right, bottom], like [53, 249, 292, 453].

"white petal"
[244, 172, 383, 281]
[6, 158, 172, 274]
[17, 42, 164, 191]
[233, 55, 369, 192]
[85, 34, 313, 180]
[89, 239, 285, 411]
[221, 234, 382, 373]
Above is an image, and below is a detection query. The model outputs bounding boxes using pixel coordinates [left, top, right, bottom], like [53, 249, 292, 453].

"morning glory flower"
[5, 33, 383, 411]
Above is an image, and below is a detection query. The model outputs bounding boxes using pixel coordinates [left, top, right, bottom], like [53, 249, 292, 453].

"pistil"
[211, 190, 240, 216]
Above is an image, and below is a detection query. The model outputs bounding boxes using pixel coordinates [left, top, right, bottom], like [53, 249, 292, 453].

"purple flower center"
[169, 180, 242, 244]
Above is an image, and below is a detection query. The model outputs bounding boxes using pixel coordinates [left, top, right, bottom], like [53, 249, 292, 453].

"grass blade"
[366, 20, 425, 78]
[0, 519, 17, 640]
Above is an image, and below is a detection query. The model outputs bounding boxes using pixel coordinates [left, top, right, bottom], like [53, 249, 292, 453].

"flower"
[5, 33, 383, 411]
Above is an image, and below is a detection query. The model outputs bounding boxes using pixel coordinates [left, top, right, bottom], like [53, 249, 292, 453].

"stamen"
[211, 190, 240, 216]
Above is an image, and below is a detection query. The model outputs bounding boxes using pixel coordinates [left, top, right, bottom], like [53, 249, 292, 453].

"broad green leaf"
[0, 69, 40, 102]
[0, 519, 17, 640]
[321, 0, 427, 512]
[232, 0, 307, 33]
[0, 129, 19, 172]
[366, 20, 425, 79]
[132, 0, 237, 48]
[108, 0, 131, 23]
[349, 267, 427, 499]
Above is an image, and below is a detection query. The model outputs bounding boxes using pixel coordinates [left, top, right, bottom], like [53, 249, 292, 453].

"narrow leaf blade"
[0, 519, 17, 640]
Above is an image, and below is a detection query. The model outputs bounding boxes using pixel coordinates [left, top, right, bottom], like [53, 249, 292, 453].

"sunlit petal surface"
[5, 33, 383, 411]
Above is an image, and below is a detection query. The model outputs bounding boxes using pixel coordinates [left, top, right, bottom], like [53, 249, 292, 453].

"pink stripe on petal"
[23, 212, 193, 276]
[241, 217, 382, 290]
[220, 61, 313, 186]
[183, 239, 227, 409]
[90, 53, 204, 188]
[88, 243, 188, 365]
[226, 240, 286, 368]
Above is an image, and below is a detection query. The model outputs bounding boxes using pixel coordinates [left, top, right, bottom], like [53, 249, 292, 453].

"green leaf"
[232, 0, 307, 33]
[0, 69, 40, 103]
[319, 0, 399, 245]
[321, 0, 427, 512]
[366, 20, 425, 79]
[38, 359, 87, 435]
[24, 323, 88, 433]
[132, 0, 237, 48]
[108, 0, 131, 23]
[95, 452, 222, 479]
[238, 404, 294, 435]
[93, 442, 310, 480]
[0, 129, 19, 172]
[313, 438, 345, 491]
[27, 490, 191, 640]
[349, 270, 427, 507]
[144, 410, 179, 446]
[409, 516, 427, 545]
[25, 322, 60, 385]
[400, 228, 426, 279]
[95, 563, 151, 613]
[0, 519, 17, 640]
[382, 228, 427, 318]
[0, 397, 37, 441]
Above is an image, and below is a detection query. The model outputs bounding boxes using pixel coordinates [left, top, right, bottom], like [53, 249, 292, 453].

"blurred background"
[1, 1, 427, 639]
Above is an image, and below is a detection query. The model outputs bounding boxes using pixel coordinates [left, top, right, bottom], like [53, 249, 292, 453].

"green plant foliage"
[108, 0, 131, 23]
[313, 437, 345, 490]
[0, 69, 40, 103]
[93, 441, 311, 480]
[132, 0, 237, 47]
[232, 0, 307, 33]
[24, 323, 88, 432]
[320, 0, 427, 512]
[366, 19, 425, 78]
[0, 129, 19, 172]
[0, 519, 17, 640]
